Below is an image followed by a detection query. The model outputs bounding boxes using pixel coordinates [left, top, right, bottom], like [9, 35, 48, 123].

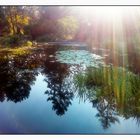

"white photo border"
[0, 1, 139, 140]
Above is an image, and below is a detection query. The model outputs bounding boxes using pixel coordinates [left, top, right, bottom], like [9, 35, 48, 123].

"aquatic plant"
[55, 50, 104, 68]
[74, 65, 140, 122]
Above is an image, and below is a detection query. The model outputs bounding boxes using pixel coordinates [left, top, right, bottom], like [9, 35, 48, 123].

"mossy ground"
[0, 41, 37, 59]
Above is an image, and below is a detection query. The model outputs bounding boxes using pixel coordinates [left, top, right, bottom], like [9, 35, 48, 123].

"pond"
[0, 44, 140, 134]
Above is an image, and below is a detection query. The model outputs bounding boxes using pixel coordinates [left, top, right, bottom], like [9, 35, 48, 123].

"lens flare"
[73, 7, 139, 19]
[71, 6, 140, 71]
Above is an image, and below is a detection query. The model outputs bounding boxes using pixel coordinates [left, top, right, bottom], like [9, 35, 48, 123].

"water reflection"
[0, 46, 76, 115]
[0, 47, 50, 103]
[0, 44, 140, 132]
[43, 60, 74, 116]
[92, 98, 119, 129]
[0, 59, 37, 102]
[74, 65, 140, 128]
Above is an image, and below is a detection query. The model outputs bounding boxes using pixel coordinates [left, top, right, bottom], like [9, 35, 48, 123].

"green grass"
[74, 65, 140, 104]
[0, 42, 35, 60]
[74, 65, 140, 121]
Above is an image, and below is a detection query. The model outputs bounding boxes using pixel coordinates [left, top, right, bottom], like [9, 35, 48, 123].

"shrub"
[0, 35, 21, 46]
[25, 41, 33, 47]
[0, 35, 32, 47]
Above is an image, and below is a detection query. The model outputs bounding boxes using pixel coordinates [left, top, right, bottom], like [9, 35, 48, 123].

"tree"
[57, 16, 78, 40]
[30, 7, 79, 41]
[4, 6, 30, 35]
[0, 6, 9, 35]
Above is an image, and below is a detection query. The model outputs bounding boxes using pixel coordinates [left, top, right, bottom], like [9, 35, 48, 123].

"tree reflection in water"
[1, 45, 140, 130]
[92, 98, 119, 129]
[0, 49, 48, 103]
[74, 65, 140, 129]
[0, 46, 75, 115]
[0, 58, 37, 102]
[43, 60, 74, 116]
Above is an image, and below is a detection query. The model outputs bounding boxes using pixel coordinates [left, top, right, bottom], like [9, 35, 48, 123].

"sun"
[72, 6, 140, 24]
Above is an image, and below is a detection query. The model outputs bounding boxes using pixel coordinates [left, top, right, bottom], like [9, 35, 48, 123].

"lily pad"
[55, 50, 104, 67]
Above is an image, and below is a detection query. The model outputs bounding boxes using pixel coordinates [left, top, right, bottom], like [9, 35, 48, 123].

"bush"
[25, 41, 33, 47]
[0, 35, 21, 46]
[0, 35, 32, 47]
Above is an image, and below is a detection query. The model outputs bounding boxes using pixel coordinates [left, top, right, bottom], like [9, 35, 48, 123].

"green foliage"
[35, 15, 79, 41]
[0, 35, 33, 47]
[74, 65, 140, 123]
[57, 16, 78, 40]
[0, 45, 34, 60]
[74, 65, 140, 105]
[10, 47, 32, 56]
[0, 35, 21, 46]
[25, 41, 33, 47]
[6, 7, 30, 35]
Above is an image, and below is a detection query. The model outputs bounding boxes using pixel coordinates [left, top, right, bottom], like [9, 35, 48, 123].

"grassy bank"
[0, 41, 38, 60]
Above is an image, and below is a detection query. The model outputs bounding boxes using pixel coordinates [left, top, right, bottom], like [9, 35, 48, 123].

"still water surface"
[0, 44, 140, 134]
